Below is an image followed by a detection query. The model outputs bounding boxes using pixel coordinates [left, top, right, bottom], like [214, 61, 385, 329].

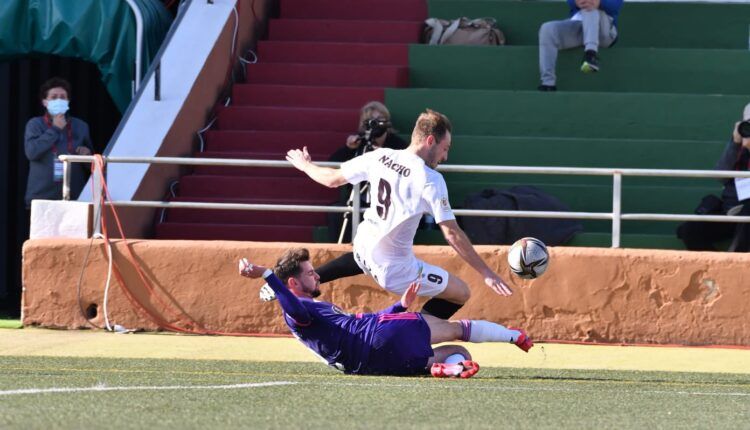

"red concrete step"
[193, 165, 304, 178]
[193, 150, 330, 177]
[280, 0, 427, 21]
[155, 222, 316, 242]
[204, 130, 350, 153]
[196, 150, 329, 161]
[247, 63, 409, 87]
[232, 84, 383, 109]
[268, 19, 424, 43]
[217, 106, 358, 132]
[165, 197, 328, 226]
[176, 175, 339, 201]
[257, 41, 409, 65]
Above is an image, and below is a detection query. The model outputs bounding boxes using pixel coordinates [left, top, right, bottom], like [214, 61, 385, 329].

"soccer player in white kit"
[286, 109, 512, 319]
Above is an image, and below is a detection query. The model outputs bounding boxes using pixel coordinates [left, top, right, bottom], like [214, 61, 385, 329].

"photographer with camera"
[677, 103, 750, 251]
[329, 101, 407, 163]
[327, 102, 407, 242]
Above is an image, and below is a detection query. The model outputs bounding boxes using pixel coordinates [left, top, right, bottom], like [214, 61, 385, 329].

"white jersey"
[340, 148, 455, 262]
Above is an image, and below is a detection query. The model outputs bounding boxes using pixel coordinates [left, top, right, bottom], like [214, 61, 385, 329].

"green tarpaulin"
[0, 0, 172, 112]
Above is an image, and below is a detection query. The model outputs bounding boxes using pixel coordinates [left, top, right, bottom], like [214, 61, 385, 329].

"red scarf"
[43, 114, 74, 154]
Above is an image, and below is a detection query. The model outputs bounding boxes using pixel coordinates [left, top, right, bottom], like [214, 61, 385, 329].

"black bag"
[676, 194, 732, 251]
[692, 194, 723, 215]
[459, 186, 583, 245]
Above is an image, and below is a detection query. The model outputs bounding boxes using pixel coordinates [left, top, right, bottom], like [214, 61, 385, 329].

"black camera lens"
[363, 119, 390, 139]
[738, 120, 750, 138]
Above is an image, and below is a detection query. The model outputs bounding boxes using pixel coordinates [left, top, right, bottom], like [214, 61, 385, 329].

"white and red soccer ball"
[507, 237, 549, 279]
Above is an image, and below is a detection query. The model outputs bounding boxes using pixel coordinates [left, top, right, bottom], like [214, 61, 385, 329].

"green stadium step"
[447, 181, 714, 213]
[445, 181, 714, 235]
[428, 1, 750, 49]
[427, 135, 725, 171]
[385, 88, 748, 141]
[409, 45, 750, 94]
[434, 135, 725, 188]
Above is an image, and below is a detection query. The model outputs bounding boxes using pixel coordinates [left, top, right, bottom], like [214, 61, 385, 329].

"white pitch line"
[318, 382, 750, 397]
[0, 381, 296, 396]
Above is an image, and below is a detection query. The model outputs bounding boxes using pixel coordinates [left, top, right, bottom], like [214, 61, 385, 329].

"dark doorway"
[0, 55, 122, 317]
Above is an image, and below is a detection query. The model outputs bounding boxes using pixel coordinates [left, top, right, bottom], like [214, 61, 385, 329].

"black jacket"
[328, 134, 408, 162]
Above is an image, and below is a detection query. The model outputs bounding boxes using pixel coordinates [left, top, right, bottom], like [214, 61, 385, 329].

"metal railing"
[123, 0, 144, 93]
[59, 155, 750, 247]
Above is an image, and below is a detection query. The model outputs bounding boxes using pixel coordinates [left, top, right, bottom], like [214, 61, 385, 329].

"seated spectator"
[327, 101, 408, 242]
[677, 103, 750, 251]
[24, 77, 93, 208]
[538, 0, 623, 91]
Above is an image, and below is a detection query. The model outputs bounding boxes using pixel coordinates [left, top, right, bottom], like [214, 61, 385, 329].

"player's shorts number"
[376, 178, 392, 220]
[427, 273, 443, 285]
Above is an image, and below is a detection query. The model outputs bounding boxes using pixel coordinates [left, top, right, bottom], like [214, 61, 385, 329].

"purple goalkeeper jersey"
[264, 272, 409, 374]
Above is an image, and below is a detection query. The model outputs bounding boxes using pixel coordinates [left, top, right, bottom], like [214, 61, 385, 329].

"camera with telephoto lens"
[357, 119, 391, 151]
[738, 120, 750, 138]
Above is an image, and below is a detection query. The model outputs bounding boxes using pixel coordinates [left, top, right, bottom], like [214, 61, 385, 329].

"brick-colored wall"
[22, 239, 750, 346]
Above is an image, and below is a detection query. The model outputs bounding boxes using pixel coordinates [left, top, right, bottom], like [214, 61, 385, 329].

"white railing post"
[612, 172, 622, 248]
[124, 0, 144, 93]
[61, 157, 71, 201]
[352, 182, 361, 239]
[92, 158, 104, 237]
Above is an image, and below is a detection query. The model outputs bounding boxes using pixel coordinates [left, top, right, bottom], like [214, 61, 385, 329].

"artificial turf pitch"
[1, 330, 749, 429]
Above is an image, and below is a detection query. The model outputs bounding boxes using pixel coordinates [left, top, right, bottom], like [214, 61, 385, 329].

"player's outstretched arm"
[238, 258, 268, 279]
[238, 258, 312, 325]
[286, 146, 349, 188]
[438, 220, 513, 296]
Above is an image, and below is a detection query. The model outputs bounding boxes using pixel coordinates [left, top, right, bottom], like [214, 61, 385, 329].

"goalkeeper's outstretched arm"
[239, 259, 312, 326]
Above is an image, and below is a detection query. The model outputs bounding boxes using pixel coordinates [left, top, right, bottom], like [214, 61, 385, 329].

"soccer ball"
[507, 237, 549, 279]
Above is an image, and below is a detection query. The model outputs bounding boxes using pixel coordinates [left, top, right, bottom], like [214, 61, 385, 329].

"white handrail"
[59, 155, 750, 248]
[124, 0, 144, 93]
[59, 155, 750, 179]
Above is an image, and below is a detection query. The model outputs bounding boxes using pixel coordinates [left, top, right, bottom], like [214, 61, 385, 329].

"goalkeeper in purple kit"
[239, 248, 533, 378]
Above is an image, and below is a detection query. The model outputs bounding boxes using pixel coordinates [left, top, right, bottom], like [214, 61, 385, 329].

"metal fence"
[59, 155, 750, 248]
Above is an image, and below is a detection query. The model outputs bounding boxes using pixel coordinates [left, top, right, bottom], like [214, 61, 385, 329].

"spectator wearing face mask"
[24, 77, 93, 208]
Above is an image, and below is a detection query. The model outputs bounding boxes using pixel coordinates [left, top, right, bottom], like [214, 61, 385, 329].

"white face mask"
[46, 99, 69, 116]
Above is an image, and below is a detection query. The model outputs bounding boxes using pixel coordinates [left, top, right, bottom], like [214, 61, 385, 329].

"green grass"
[0, 319, 22, 329]
[1, 356, 748, 429]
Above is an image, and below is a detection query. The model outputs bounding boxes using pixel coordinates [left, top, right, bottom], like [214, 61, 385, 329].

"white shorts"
[352, 248, 450, 297]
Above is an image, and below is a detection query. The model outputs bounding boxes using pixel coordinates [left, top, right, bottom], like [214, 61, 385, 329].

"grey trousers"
[538, 9, 618, 86]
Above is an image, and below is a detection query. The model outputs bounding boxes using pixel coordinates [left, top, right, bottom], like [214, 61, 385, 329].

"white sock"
[443, 353, 466, 365]
[460, 320, 521, 343]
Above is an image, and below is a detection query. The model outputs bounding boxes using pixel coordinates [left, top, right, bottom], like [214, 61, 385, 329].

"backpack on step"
[423, 17, 506, 46]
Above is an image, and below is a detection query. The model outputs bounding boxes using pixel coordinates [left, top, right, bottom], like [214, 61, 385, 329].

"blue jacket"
[567, 0, 623, 27]
[24, 115, 93, 207]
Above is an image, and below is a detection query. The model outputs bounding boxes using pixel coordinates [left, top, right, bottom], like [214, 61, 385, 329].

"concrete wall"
[22, 239, 750, 346]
